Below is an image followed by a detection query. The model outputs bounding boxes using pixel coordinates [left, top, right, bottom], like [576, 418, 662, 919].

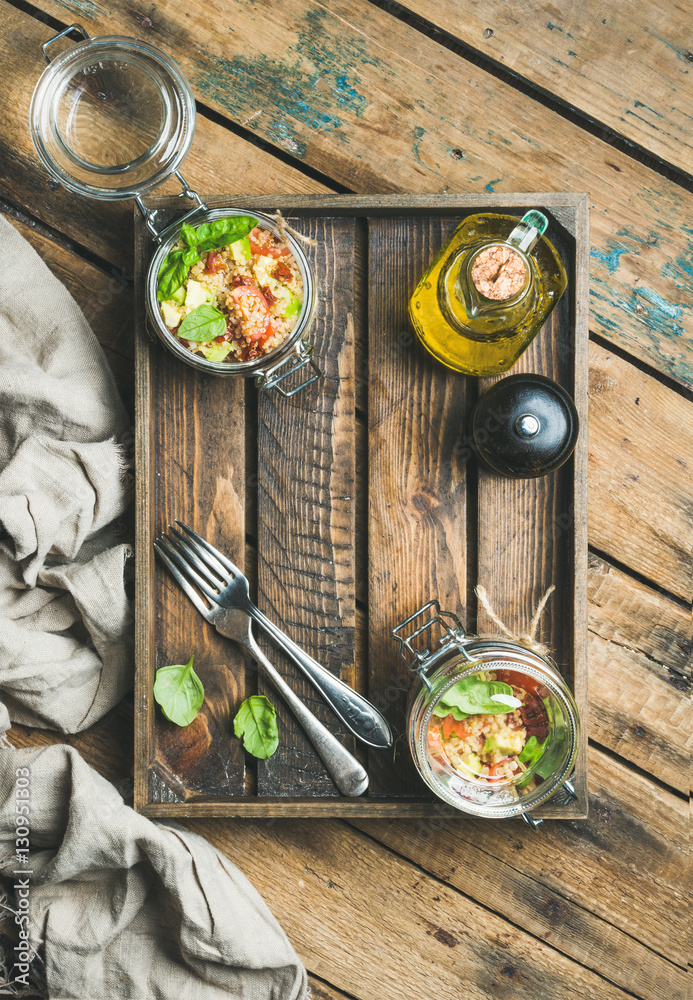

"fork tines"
[153, 539, 212, 620]
[154, 522, 241, 617]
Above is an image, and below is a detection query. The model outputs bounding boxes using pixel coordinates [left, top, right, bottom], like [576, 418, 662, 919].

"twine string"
[475, 584, 556, 656]
[267, 210, 317, 247]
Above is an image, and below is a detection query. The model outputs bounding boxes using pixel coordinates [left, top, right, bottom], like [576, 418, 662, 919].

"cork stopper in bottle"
[471, 245, 527, 300]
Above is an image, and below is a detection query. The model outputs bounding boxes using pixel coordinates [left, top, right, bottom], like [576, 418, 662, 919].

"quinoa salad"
[427, 669, 550, 787]
[156, 215, 304, 365]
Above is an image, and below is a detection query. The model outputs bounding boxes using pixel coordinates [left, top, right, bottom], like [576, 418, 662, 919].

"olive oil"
[409, 212, 567, 376]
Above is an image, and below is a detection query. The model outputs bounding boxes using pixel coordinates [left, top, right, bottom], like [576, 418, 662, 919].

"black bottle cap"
[471, 373, 578, 478]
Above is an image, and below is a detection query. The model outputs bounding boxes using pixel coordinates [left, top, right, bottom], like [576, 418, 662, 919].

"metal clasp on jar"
[254, 340, 321, 397]
[136, 172, 207, 243]
[391, 599, 476, 693]
[522, 776, 578, 827]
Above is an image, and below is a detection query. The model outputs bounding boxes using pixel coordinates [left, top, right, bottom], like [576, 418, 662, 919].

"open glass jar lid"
[30, 25, 196, 202]
[30, 26, 320, 393]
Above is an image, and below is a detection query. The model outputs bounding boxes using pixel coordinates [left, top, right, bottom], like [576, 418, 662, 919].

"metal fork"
[154, 545, 369, 797]
[157, 522, 393, 749]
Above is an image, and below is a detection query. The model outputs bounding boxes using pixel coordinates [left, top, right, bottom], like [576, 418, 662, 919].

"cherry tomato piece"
[230, 285, 270, 341]
[249, 227, 290, 259]
[441, 714, 472, 740]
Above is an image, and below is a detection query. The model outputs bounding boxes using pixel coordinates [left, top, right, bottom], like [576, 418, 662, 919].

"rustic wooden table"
[2, 1, 690, 998]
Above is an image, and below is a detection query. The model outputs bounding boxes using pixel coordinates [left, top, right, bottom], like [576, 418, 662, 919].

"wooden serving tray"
[134, 194, 589, 819]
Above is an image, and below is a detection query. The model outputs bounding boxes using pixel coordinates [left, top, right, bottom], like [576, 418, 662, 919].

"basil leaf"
[157, 250, 188, 302]
[196, 215, 258, 252]
[180, 222, 198, 246]
[518, 735, 546, 765]
[437, 677, 514, 717]
[432, 703, 469, 720]
[182, 246, 201, 269]
[233, 695, 279, 758]
[178, 304, 226, 342]
[153, 654, 204, 726]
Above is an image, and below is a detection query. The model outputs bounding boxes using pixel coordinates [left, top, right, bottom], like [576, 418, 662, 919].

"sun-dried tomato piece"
[273, 261, 293, 282]
[229, 273, 253, 288]
[204, 251, 226, 274]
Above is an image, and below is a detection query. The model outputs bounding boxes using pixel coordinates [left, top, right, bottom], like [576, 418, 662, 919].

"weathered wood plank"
[188, 810, 638, 1000]
[588, 343, 693, 600]
[0, 2, 330, 272]
[367, 216, 469, 796]
[151, 360, 248, 799]
[256, 216, 357, 795]
[588, 631, 691, 792]
[351, 747, 688, 991]
[396, 0, 693, 175]
[587, 552, 691, 674]
[20, 0, 693, 387]
[307, 980, 358, 1000]
[587, 554, 691, 791]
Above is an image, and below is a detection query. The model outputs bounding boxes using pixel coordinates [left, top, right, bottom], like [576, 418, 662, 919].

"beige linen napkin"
[0, 745, 308, 999]
[0, 215, 132, 735]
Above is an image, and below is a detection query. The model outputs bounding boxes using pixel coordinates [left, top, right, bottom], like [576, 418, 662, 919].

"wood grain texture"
[587, 343, 693, 600]
[151, 361, 248, 799]
[396, 0, 693, 174]
[21, 0, 693, 387]
[256, 216, 357, 795]
[587, 552, 691, 674]
[367, 216, 470, 797]
[588, 631, 691, 792]
[352, 747, 688, 992]
[188, 811, 641, 1000]
[587, 554, 691, 791]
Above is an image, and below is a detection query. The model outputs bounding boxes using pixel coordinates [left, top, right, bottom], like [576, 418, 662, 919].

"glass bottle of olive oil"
[409, 211, 567, 376]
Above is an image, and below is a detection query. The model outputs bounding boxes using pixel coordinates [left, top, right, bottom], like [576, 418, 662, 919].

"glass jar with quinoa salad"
[392, 601, 580, 820]
[157, 215, 308, 366]
[148, 209, 318, 391]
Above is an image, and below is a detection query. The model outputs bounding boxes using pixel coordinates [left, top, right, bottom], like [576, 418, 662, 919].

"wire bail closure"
[391, 599, 475, 693]
[254, 340, 321, 397]
[135, 172, 206, 242]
